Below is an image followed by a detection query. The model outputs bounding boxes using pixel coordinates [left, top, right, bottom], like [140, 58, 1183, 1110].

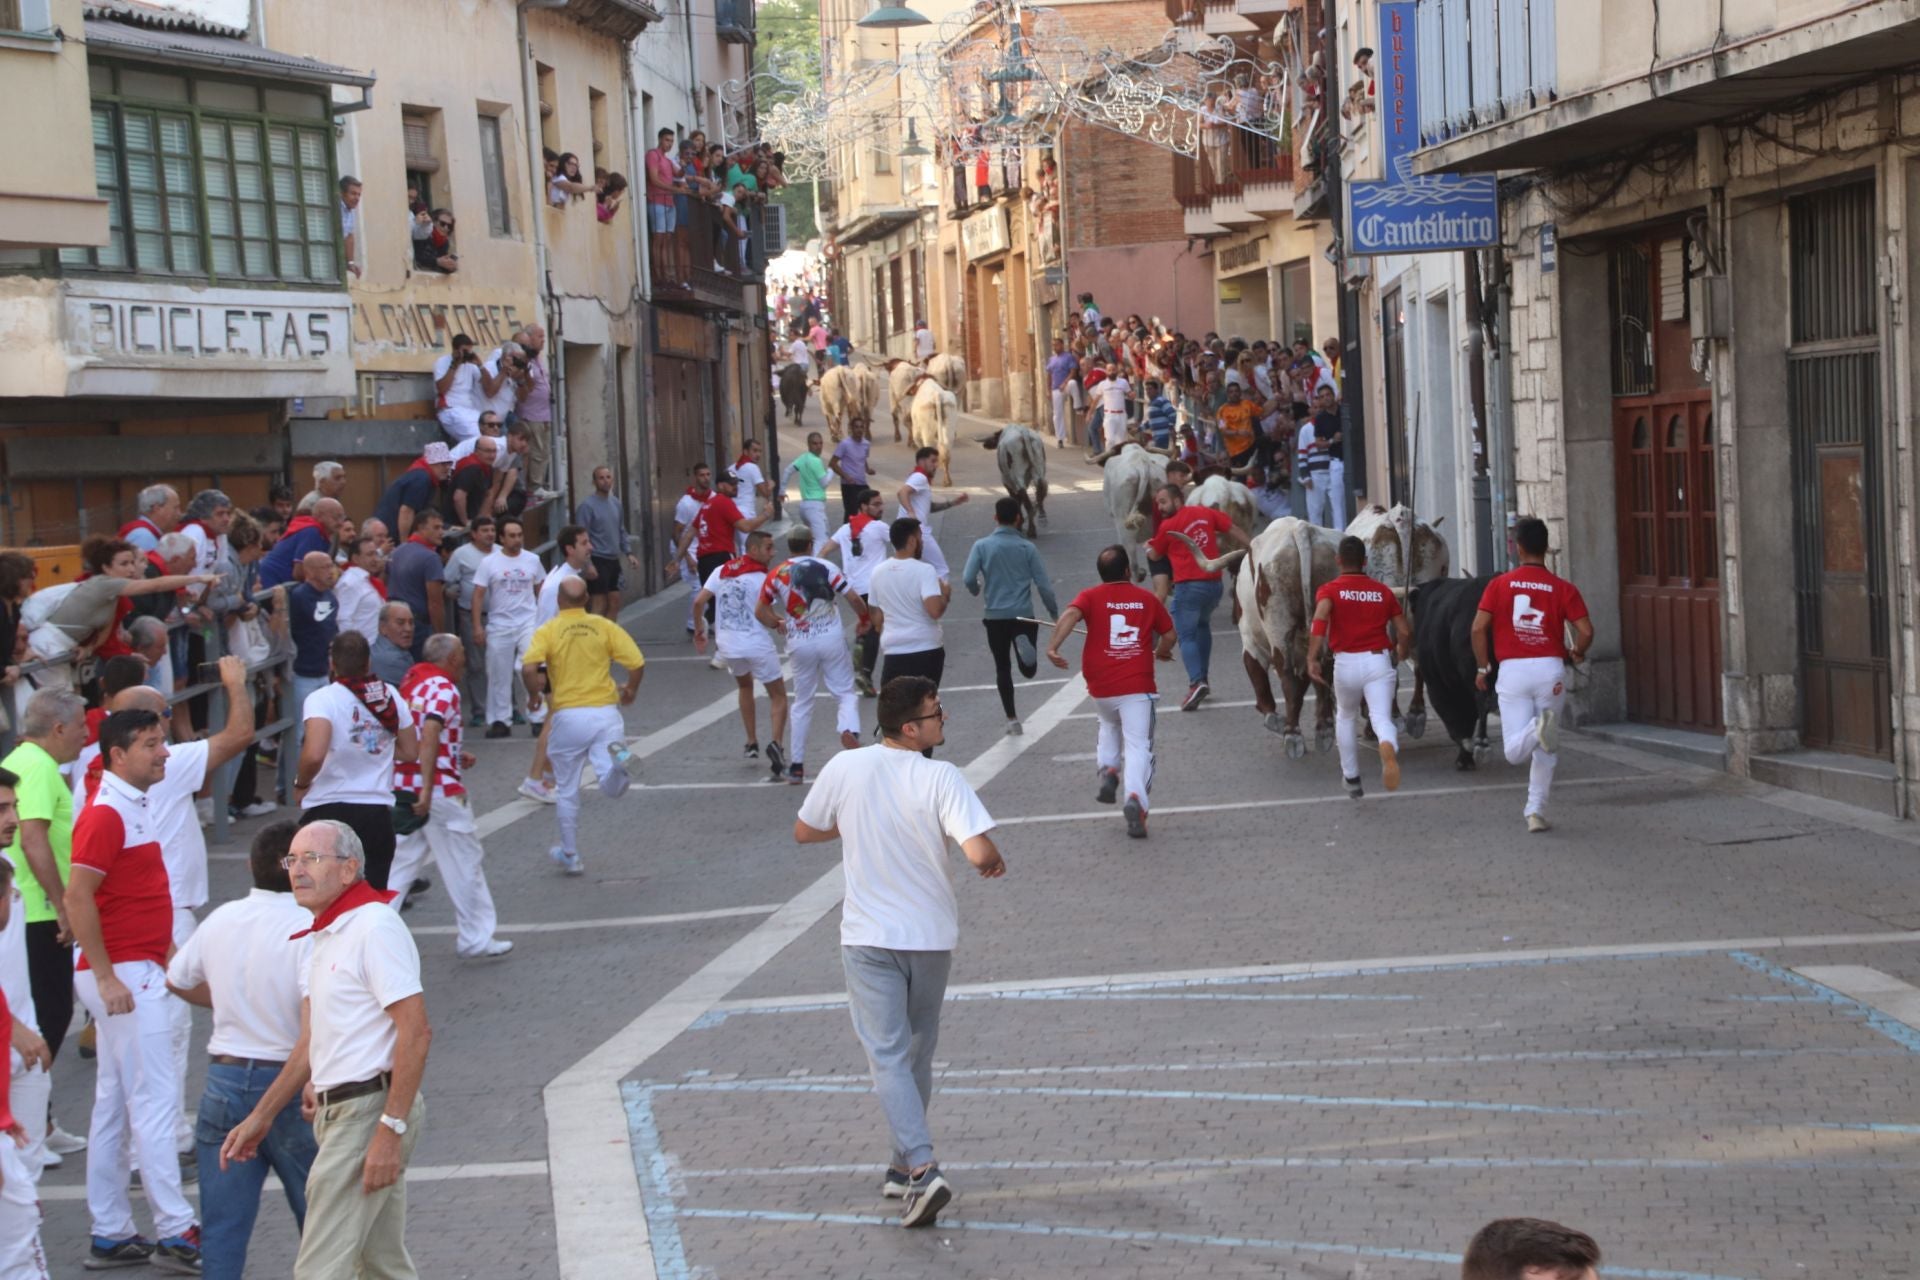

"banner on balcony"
[1347, 1, 1498, 256]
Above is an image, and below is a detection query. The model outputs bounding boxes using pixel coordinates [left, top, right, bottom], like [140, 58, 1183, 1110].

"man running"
[522, 577, 643, 876]
[1148, 485, 1249, 711]
[1306, 535, 1411, 800]
[830, 419, 878, 523]
[670, 464, 713, 635]
[829, 486, 891, 697]
[471, 516, 543, 737]
[793, 675, 1004, 1228]
[757, 527, 871, 785]
[894, 447, 968, 581]
[782, 432, 832, 554]
[961, 496, 1059, 736]
[869, 518, 949, 698]
[732, 439, 771, 550]
[693, 530, 790, 774]
[668, 470, 771, 669]
[1472, 516, 1592, 833]
[1048, 544, 1174, 838]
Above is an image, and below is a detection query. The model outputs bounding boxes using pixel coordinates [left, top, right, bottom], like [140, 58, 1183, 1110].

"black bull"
[1409, 575, 1495, 769]
[778, 364, 809, 424]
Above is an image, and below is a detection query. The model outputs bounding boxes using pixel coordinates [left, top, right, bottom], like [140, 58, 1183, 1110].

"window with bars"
[57, 68, 340, 286]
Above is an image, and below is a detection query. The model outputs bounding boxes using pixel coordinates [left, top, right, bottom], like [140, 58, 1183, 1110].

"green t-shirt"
[2, 740, 72, 924]
[725, 165, 758, 195]
[792, 451, 830, 501]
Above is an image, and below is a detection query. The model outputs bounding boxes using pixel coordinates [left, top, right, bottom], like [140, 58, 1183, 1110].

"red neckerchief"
[684, 484, 706, 499]
[718, 555, 763, 579]
[454, 455, 492, 479]
[289, 879, 398, 939]
[849, 513, 876, 539]
[334, 674, 400, 734]
[282, 514, 322, 541]
[144, 550, 170, 577]
[408, 534, 438, 549]
[84, 707, 108, 747]
[735, 453, 753, 470]
[368, 572, 388, 600]
[119, 516, 161, 541]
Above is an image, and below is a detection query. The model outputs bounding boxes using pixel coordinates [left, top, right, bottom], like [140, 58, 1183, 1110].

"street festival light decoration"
[721, 2, 1303, 181]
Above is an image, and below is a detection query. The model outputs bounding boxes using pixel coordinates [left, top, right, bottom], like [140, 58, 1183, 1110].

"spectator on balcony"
[1202, 88, 1233, 187]
[414, 208, 458, 274]
[973, 144, 991, 202]
[596, 170, 627, 223]
[716, 185, 750, 275]
[543, 147, 560, 189]
[550, 152, 592, 208]
[340, 176, 363, 279]
[725, 151, 762, 204]
[645, 128, 687, 288]
[479, 341, 523, 433]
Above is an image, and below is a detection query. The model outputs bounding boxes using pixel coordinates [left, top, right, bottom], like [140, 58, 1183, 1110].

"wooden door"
[1610, 232, 1723, 732]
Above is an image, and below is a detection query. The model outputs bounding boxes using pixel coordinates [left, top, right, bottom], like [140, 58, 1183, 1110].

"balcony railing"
[1177, 123, 1293, 200]
[1416, 0, 1555, 146]
[947, 154, 1023, 218]
[654, 196, 763, 310]
[715, 0, 755, 44]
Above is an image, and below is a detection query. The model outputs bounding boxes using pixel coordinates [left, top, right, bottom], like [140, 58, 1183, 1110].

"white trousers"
[1304, 472, 1331, 527]
[680, 559, 701, 630]
[920, 530, 950, 581]
[547, 705, 627, 856]
[484, 618, 535, 726]
[1326, 458, 1348, 529]
[1496, 656, 1566, 816]
[0, 1134, 48, 1280]
[389, 794, 500, 955]
[75, 961, 194, 1240]
[788, 635, 859, 765]
[7, 1053, 50, 1181]
[1094, 693, 1156, 810]
[798, 500, 829, 555]
[1051, 387, 1070, 444]
[1334, 650, 1399, 781]
[168, 907, 196, 1154]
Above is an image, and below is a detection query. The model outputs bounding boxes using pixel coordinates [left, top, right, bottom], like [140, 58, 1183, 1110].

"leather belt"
[209, 1054, 286, 1070]
[316, 1073, 391, 1108]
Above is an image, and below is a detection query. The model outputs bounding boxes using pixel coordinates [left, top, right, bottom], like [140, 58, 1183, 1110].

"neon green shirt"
[2, 740, 72, 923]
[792, 451, 830, 501]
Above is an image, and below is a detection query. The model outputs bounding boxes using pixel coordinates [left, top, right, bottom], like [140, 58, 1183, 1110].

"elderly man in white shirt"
[220, 819, 430, 1280]
[166, 819, 317, 1278]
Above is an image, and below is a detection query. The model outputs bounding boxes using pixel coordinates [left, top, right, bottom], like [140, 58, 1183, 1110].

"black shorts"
[589, 555, 622, 593]
[1148, 556, 1173, 579]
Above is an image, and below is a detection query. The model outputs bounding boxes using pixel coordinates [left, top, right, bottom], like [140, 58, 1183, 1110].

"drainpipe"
[623, 41, 659, 589]
[1875, 161, 1912, 816]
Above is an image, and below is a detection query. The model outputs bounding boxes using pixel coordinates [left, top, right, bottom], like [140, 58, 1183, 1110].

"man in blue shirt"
[256, 498, 343, 589]
[1143, 378, 1177, 448]
[373, 443, 452, 540]
[961, 496, 1060, 736]
[1045, 336, 1077, 449]
[278, 551, 339, 800]
[385, 509, 446, 656]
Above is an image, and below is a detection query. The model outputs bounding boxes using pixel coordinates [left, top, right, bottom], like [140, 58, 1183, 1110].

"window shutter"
[1659, 238, 1687, 321]
[404, 118, 440, 173]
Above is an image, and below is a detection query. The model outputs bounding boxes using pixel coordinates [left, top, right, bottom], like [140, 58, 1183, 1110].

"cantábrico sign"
[1347, 1, 1498, 256]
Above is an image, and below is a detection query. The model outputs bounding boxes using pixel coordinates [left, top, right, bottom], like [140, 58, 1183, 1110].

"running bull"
[981, 422, 1049, 538]
[1100, 442, 1170, 581]
[1408, 575, 1497, 769]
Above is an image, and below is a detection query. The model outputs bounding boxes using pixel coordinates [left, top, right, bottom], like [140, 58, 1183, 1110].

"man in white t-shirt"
[470, 516, 544, 735]
[432, 336, 486, 442]
[912, 320, 935, 362]
[293, 633, 418, 892]
[671, 464, 714, 634]
[868, 518, 950, 717]
[785, 332, 812, 373]
[828, 486, 892, 696]
[1096, 367, 1130, 454]
[757, 526, 872, 785]
[693, 530, 790, 772]
[893, 448, 969, 581]
[77, 658, 256, 1161]
[512, 523, 598, 804]
[732, 439, 771, 551]
[478, 342, 523, 427]
[442, 516, 495, 724]
[794, 674, 1004, 1228]
[334, 535, 384, 642]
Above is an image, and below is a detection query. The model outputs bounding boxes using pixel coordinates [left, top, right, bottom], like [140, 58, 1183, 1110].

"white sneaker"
[40, 1149, 61, 1169]
[530, 487, 563, 506]
[1006, 720, 1023, 737]
[1534, 708, 1559, 754]
[461, 939, 515, 959]
[234, 800, 277, 818]
[550, 846, 585, 876]
[46, 1122, 88, 1155]
[1527, 812, 1551, 834]
[709, 654, 726, 671]
[602, 743, 634, 798]
[517, 777, 557, 804]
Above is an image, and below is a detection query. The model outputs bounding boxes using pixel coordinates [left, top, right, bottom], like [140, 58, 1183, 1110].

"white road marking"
[412, 905, 779, 936]
[544, 675, 1088, 1280]
[37, 1159, 547, 1200]
[1793, 966, 1920, 1033]
[707, 930, 1920, 1016]
[1065, 698, 1257, 719]
[994, 774, 1664, 825]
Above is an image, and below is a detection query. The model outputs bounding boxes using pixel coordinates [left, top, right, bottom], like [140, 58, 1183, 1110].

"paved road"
[33, 396, 1920, 1279]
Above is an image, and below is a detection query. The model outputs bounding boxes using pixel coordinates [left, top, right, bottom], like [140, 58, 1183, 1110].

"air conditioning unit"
[763, 203, 789, 257]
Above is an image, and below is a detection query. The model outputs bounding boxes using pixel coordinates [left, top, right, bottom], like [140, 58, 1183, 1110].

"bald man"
[280, 551, 340, 802]
[73, 657, 256, 1165]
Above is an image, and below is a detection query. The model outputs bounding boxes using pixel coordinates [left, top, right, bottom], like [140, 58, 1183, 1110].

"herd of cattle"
[1096, 441, 1497, 770]
[774, 359, 1497, 769]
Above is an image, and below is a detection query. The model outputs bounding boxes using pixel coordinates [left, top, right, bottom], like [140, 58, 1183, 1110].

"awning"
[540, 0, 662, 41]
[82, 17, 376, 90]
[837, 208, 923, 247]
[1414, 5, 1920, 175]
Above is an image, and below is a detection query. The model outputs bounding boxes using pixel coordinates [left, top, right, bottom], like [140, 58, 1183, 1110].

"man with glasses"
[414, 207, 458, 274]
[220, 819, 431, 1280]
[793, 675, 1005, 1229]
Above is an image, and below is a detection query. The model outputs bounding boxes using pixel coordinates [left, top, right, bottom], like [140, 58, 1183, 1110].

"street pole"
[1324, 1, 1366, 509]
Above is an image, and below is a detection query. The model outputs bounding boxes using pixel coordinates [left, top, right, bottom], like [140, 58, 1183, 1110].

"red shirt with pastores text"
[1071, 582, 1173, 698]
[1146, 505, 1235, 583]
[1311, 573, 1402, 654]
[1477, 566, 1589, 661]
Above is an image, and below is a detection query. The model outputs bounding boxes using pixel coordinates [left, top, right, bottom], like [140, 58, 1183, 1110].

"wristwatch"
[1476, 665, 1491, 675]
[378, 1113, 408, 1136]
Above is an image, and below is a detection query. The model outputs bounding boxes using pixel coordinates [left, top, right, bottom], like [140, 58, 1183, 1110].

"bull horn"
[1166, 529, 1247, 575]
[980, 431, 1003, 449]
[1431, 515, 1445, 528]
[1228, 460, 1258, 476]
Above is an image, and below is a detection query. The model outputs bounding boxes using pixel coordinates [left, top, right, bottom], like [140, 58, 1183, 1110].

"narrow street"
[34, 396, 1920, 1279]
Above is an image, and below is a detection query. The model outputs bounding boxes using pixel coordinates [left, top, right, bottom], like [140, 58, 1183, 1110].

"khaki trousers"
[293, 1090, 425, 1280]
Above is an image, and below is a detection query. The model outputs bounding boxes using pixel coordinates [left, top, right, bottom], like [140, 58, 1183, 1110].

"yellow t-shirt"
[523, 609, 645, 710]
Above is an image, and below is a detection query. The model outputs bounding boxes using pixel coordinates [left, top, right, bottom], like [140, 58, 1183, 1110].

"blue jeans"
[195, 1061, 317, 1279]
[1170, 578, 1224, 686]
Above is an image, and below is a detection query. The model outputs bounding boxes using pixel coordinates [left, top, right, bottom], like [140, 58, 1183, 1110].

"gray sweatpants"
[842, 946, 952, 1170]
